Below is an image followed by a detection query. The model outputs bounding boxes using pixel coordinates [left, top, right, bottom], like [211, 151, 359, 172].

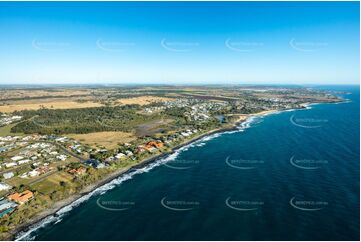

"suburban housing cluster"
[0, 125, 203, 218]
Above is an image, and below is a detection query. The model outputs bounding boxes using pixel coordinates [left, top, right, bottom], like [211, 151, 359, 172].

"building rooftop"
[7, 190, 34, 204]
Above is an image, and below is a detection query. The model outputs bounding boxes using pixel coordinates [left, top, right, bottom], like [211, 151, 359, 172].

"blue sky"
[0, 1, 359, 85]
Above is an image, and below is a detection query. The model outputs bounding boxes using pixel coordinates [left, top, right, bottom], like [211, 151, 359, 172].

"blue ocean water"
[20, 86, 359, 241]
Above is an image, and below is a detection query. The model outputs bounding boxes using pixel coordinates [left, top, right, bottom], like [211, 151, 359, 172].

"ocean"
[18, 86, 359, 241]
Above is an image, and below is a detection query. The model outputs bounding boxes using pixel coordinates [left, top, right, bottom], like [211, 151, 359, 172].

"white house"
[56, 155, 67, 161]
[5, 162, 17, 168]
[0, 182, 11, 191]
[125, 150, 134, 156]
[18, 159, 30, 165]
[28, 170, 40, 177]
[11, 156, 24, 161]
[3, 172, 14, 179]
[115, 153, 126, 159]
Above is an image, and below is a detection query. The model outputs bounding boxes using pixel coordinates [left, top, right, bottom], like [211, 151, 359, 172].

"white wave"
[195, 142, 206, 147]
[200, 133, 221, 141]
[53, 219, 62, 224]
[16, 214, 59, 241]
[283, 108, 297, 112]
[335, 99, 352, 104]
[237, 116, 259, 131]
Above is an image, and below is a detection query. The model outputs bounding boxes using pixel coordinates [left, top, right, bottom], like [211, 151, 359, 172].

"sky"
[0, 1, 359, 85]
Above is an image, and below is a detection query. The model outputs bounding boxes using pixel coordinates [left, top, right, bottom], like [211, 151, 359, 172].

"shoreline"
[7, 105, 322, 240]
[9, 120, 240, 240]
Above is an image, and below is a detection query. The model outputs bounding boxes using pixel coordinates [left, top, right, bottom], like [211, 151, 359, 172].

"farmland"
[0, 100, 103, 113]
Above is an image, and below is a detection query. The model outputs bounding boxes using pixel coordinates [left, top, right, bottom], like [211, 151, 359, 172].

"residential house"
[146, 141, 164, 148]
[125, 150, 134, 156]
[0, 199, 17, 218]
[136, 145, 146, 154]
[3, 172, 14, 179]
[83, 159, 102, 168]
[115, 153, 126, 159]
[56, 155, 67, 161]
[7, 190, 34, 204]
[5, 162, 17, 168]
[0, 182, 11, 191]
[68, 167, 87, 176]
[11, 156, 24, 161]
[18, 159, 30, 165]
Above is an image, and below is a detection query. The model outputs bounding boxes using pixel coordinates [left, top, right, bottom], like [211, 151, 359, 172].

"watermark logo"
[32, 38, 70, 51]
[96, 39, 136, 52]
[164, 159, 200, 170]
[161, 197, 200, 211]
[290, 114, 328, 128]
[225, 197, 264, 211]
[225, 156, 264, 170]
[290, 156, 328, 170]
[289, 38, 328, 52]
[225, 39, 264, 52]
[96, 197, 135, 211]
[161, 38, 199, 52]
[289, 196, 328, 211]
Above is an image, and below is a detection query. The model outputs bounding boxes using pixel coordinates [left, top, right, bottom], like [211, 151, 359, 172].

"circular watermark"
[160, 197, 200, 211]
[225, 197, 264, 211]
[290, 156, 328, 170]
[161, 38, 199, 52]
[290, 114, 328, 128]
[225, 156, 264, 170]
[96, 39, 136, 52]
[225, 38, 264, 52]
[289, 196, 328, 211]
[164, 159, 200, 170]
[32, 38, 70, 51]
[289, 38, 328, 52]
[96, 197, 135, 211]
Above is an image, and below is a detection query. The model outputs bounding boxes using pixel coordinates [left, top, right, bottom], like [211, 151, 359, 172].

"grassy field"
[0, 100, 103, 113]
[30, 172, 75, 195]
[0, 89, 92, 101]
[0, 123, 23, 136]
[68, 131, 137, 149]
[116, 96, 173, 106]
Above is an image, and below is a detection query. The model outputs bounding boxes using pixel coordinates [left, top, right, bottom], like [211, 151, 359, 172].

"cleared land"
[30, 172, 76, 195]
[68, 131, 136, 149]
[135, 118, 174, 137]
[0, 100, 103, 113]
[0, 122, 23, 136]
[0, 89, 92, 101]
[116, 96, 173, 106]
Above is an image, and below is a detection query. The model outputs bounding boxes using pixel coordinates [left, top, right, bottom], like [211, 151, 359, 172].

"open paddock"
[68, 131, 136, 149]
[116, 96, 174, 106]
[0, 100, 103, 113]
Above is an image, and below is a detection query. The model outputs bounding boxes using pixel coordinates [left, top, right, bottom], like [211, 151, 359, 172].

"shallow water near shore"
[19, 86, 359, 241]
